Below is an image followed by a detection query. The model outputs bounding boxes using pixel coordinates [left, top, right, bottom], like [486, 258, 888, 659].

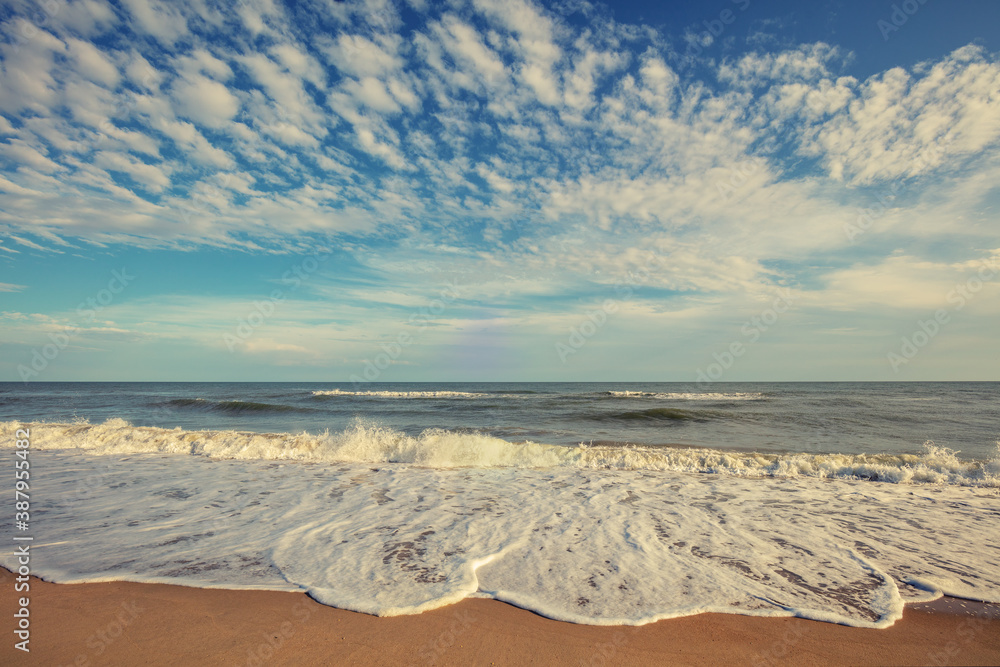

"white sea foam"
[4, 420, 997, 486]
[314, 389, 764, 401]
[605, 391, 766, 401]
[2, 433, 999, 628]
[312, 389, 491, 398]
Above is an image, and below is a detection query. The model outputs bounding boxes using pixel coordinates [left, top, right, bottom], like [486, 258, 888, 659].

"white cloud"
[433, 15, 508, 90]
[319, 34, 404, 78]
[0, 23, 66, 115]
[806, 251, 1000, 312]
[49, 0, 118, 37]
[66, 38, 120, 87]
[270, 44, 325, 89]
[174, 49, 233, 81]
[0, 0, 996, 336]
[120, 0, 188, 45]
[125, 52, 163, 90]
[7, 235, 49, 251]
[472, 0, 563, 105]
[0, 175, 45, 196]
[341, 77, 400, 112]
[93, 150, 171, 192]
[240, 53, 327, 143]
[719, 43, 844, 87]
[797, 46, 1000, 184]
[563, 45, 628, 112]
[0, 139, 64, 172]
[171, 74, 241, 128]
[149, 117, 233, 168]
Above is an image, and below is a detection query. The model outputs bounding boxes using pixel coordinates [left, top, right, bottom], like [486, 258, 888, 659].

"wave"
[601, 407, 708, 421]
[4, 419, 998, 486]
[162, 398, 308, 413]
[311, 389, 763, 401]
[604, 391, 766, 400]
[312, 389, 490, 398]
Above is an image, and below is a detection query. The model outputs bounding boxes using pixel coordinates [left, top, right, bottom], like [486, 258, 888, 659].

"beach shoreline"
[4, 568, 999, 666]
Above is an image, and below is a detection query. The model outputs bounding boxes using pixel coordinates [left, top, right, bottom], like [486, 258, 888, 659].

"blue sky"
[1, 0, 999, 381]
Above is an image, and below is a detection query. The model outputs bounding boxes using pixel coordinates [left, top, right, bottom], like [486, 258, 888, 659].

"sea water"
[2, 382, 998, 627]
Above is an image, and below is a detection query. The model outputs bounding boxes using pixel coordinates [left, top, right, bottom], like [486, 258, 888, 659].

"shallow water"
[2, 382, 998, 627]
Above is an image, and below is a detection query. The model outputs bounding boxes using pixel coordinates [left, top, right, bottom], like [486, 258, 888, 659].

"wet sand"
[3, 568, 999, 666]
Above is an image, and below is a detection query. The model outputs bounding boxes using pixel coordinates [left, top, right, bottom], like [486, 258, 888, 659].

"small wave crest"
[604, 391, 765, 401]
[312, 389, 490, 398]
[3, 420, 997, 486]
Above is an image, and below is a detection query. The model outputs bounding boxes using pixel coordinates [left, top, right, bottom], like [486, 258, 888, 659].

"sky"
[0, 0, 999, 382]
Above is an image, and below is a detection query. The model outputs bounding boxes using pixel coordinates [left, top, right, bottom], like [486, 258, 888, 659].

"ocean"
[2, 382, 999, 628]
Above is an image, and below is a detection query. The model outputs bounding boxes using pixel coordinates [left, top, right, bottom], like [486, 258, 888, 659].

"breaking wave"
[312, 389, 490, 398]
[604, 391, 766, 400]
[4, 419, 998, 486]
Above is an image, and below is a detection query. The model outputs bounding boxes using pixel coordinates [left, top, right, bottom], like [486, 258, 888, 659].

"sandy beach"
[3, 568, 998, 666]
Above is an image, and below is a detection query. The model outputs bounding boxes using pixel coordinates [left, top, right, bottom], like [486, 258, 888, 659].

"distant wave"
[604, 391, 766, 401]
[312, 389, 491, 398]
[310, 389, 763, 401]
[4, 419, 998, 487]
[162, 398, 308, 414]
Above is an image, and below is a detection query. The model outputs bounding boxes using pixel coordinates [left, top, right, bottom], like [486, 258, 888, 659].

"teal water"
[2, 381, 997, 459]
